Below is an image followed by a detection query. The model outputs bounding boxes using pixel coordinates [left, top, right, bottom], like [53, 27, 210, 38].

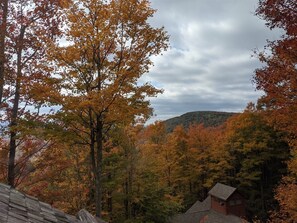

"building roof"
[185, 195, 211, 214]
[200, 210, 247, 223]
[0, 183, 106, 223]
[78, 209, 107, 223]
[208, 183, 237, 201]
[170, 212, 207, 223]
[170, 210, 246, 223]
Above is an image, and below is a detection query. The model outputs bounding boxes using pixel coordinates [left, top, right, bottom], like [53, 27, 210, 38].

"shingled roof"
[185, 195, 211, 214]
[0, 183, 106, 223]
[171, 209, 247, 223]
[208, 183, 237, 201]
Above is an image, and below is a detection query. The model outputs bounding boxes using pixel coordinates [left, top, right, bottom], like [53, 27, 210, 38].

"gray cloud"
[144, 0, 282, 123]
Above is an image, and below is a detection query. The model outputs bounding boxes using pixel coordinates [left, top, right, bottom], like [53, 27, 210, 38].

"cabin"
[208, 182, 246, 217]
[0, 183, 106, 223]
[170, 183, 247, 223]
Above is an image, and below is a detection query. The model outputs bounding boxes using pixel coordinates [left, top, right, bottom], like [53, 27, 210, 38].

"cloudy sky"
[142, 0, 282, 123]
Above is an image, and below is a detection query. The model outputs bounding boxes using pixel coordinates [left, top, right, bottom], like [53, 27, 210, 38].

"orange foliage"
[20, 143, 91, 215]
[255, 1, 297, 220]
[0, 139, 8, 182]
[42, 0, 169, 217]
[270, 178, 297, 223]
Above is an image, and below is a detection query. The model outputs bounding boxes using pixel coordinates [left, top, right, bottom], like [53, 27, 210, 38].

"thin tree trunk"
[7, 26, 25, 187]
[128, 167, 133, 219]
[168, 165, 171, 187]
[88, 108, 100, 216]
[124, 179, 128, 219]
[107, 173, 112, 222]
[0, 0, 8, 104]
[124, 141, 134, 220]
[124, 172, 133, 219]
[260, 177, 265, 215]
[95, 116, 103, 217]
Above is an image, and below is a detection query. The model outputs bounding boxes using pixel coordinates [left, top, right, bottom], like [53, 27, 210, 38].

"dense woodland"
[0, 0, 296, 222]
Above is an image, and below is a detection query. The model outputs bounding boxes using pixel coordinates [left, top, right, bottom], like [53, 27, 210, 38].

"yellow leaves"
[59, 0, 72, 8]
[288, 146, 297, 177]
[47, 0, 168, 127]
[77, 98, 93, 108]
[27, 0, 168, 218]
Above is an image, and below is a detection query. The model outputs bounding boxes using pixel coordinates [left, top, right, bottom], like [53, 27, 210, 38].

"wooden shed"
[170, 182, 247, 223]
[208, 183, 246, 218]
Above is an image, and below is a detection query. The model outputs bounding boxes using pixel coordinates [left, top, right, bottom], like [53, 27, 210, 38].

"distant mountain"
[164, 111, 238, 132]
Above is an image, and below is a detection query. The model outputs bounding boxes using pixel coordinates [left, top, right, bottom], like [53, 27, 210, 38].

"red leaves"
[256, 0, 297, 36]
[254, 1, 297, 130]
[255, 1, 297, 221]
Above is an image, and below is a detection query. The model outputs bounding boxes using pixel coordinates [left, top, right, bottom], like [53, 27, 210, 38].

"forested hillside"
[164, 111, 237, 132]
[12, 110, 289, 222]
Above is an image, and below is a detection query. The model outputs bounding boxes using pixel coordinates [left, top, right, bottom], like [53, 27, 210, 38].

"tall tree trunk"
[88, 108, 99, 216]
[0, 0, 8, 104]
[107, 173, 113, 222]
[124, 170, 133, 220]
[260, 176, 265, 216]
[124, 143, 133, 220]
[128, 167, 133, 219]
[95, 116, 103, 217]
[124, 178, 130, 220]
[7, 26, 25, 187]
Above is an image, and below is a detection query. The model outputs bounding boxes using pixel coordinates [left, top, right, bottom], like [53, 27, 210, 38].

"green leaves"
[224, 111, 290, 220]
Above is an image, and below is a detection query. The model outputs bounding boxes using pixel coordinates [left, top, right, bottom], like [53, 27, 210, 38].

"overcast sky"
[142, 0, 282, 123]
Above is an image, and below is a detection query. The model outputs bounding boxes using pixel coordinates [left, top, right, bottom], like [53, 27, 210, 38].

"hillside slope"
[164, 111, 238, 132]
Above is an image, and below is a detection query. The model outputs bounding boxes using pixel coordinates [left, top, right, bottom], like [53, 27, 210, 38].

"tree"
[166, 125, 194, 204]
[20, 141, 91, 214]
[104, 125, 139, 222]
[271, 180, 297, 223]
[255, 0, 297, 220]
[0, 0, 8, 104]
[196, 125, 231, 190]
[134, 122, 182, 223]
[2, 0, 68, 187]
[255, 0, 297, 146]
[0, 138, 8, 181]
[45, 0, 168, 217]
[183, 124, 230, 205]
[223, 110, 289, 221]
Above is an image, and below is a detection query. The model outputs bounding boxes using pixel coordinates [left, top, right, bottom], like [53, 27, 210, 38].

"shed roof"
[185, 195, 211, 214]
[200, 210, 247, 223]
[170, 209, 246, 223]
[170, 212, 207, 223]
[0, 183, 106, 223]
[208, 183, 237, 201]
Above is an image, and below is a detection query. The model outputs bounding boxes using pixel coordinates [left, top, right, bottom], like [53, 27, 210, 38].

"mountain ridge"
[164, 111, 238, 132]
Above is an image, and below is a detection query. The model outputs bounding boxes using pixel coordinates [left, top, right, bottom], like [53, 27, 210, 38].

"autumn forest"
[0, 0, 296, 222]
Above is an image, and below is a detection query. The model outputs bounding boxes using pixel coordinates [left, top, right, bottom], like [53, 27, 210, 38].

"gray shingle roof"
[0, 183, 106, 223]
[185, 195, 211, 214]
[201, 210, 248, 223]
[208, 183, 236, 201]
[77, 209, 107, 223]
[170, 212, 207, 223]
[170, 210, 247, 223]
